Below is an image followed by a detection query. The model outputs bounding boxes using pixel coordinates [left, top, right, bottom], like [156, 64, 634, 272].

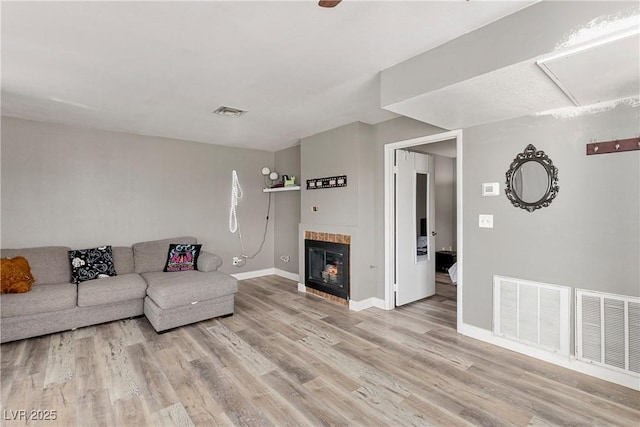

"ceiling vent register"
[212, 106, 247, 117]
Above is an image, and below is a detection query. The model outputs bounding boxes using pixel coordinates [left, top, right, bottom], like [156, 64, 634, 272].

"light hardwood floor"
[1, 275, 639, 426]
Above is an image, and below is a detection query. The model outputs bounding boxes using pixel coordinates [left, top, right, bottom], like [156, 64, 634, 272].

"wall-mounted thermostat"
[482, 182, 500, 196]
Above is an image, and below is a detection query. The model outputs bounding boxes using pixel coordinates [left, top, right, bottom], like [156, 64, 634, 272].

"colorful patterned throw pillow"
[68, 246, 117, 284]
[163, 243, 202, 272]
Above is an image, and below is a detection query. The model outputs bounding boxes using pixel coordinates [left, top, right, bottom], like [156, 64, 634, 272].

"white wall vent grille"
[493, 276, 570, 355]
[576, 289, 640, 377]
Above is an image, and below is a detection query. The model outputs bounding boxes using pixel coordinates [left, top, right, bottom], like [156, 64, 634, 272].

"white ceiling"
[1, 1, 535, 152]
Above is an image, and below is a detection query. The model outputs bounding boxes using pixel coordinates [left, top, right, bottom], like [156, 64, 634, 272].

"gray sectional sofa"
[0, 236, 237, 343]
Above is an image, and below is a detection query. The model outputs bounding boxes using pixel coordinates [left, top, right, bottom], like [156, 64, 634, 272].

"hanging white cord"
[229, 170, 242, 234]
[238, 193, 271, 260]
[228, 170, 272, 266]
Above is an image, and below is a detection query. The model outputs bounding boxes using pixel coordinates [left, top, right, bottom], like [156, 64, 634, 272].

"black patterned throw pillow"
[163, 243, 202, 272]
[68, 246, 117, 284]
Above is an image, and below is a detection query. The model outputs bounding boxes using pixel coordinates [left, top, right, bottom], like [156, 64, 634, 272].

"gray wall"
[434, 155, 456, 252]
[1, 116, 275, 274]
[462, 103, 640, 330]
[301, 122, 363, 227]
[274, 144, 301, 274]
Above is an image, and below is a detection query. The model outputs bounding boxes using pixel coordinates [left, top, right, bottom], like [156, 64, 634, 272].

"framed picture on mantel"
[306, 175, 347, 190]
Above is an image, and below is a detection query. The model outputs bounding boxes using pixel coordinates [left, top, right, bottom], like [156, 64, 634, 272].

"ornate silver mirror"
[505, 144, 559, 212]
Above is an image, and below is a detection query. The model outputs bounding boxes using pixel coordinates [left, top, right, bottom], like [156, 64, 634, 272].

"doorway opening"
[384, 130, 463, 333]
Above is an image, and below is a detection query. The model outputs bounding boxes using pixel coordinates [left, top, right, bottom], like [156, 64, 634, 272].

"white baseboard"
[349, 297, 386, 311]
[460, 323, 640, 391]
[274, 269, 299, 282]
[298, 283, 306, 292]
[231, 268, 275, 280]
[231, 268, 300, 282]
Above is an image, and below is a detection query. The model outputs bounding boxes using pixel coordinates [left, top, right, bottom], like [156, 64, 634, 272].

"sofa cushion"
[113, 246, 135, 274]
[0, 247, 72, 285]
[77, 273, 147, 307]
[133, 236, 197, 274]
[1, 257, 35, 294]
[68, 246, 117, 284]
[0, 282, 76, 318]
[142, 270, 237, 310]
[163, 243, 202, 272]
[197, 251, 223, 272]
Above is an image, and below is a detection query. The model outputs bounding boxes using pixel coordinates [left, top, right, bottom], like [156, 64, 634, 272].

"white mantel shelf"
[263, 185, 301, 193]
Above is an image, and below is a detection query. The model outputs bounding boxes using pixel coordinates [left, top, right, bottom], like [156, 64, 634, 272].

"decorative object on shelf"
[505, 144, 559, 212]
[261, 167, 280, 188]
[306, 175, 347, 190]
[586, 137, 640, 156]
[283, 175, 296, 187]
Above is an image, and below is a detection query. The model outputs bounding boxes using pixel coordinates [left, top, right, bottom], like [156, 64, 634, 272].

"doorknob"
[431, 231, 437, 236]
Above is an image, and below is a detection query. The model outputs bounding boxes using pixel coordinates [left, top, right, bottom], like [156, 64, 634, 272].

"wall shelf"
[263, 185, 301, 193]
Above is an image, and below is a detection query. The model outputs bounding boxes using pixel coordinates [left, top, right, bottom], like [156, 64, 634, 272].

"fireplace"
[305, 239, 350, 300]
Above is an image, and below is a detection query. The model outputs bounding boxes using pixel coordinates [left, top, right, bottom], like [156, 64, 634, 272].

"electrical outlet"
[479, 214, 494, 228]
[232, 257, 240, 266]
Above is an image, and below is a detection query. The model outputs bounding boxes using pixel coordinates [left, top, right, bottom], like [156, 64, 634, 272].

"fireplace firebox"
[305, 239, 349, 300]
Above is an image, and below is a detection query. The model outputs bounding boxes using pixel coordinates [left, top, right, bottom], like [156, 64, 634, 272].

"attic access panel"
[537, 33, 640, 106]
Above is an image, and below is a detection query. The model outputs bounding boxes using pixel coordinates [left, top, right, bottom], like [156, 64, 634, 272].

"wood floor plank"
[1, 274, 638, 427]
[1, 372, 45, 427]
[72, 325, 97, 340]
[43, 331, 75, 387]
[150, 402, 194, 427]
[40, 380, 77, 426]
[0, 339, 25, 369]
[153, 345, 233, 426]
[235, 328, 317, 385]
[205, 322, 277, 377]
[74, 336, 106, 397]
[302, 376, 389, 427]
[21, 335, 51, 376]
[261, 369, 353, 427]
[106, 318, 145, 347]
[111, 395, 151, 427]
[189, 356, 275, 426]
[297, 334, 412, 404]
[126, 342, 180, 413]
[75, 388, 116, 427]
[94, 328, 140, 403]
[223, 365, 311, 427]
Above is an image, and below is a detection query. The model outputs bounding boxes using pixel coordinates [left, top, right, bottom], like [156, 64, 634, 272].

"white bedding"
[448, 261, 458, 285]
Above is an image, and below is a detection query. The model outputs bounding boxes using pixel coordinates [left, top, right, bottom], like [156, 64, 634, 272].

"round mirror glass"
[511, 160, 549, 203]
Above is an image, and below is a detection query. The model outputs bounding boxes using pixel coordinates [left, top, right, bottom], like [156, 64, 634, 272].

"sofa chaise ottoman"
[132, 236, 238, 332]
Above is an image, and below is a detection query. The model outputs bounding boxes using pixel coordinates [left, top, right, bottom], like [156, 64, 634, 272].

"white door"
[395, 149, 436, 306]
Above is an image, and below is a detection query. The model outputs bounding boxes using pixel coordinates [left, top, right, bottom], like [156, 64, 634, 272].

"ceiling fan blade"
[318, 0, 342, 8]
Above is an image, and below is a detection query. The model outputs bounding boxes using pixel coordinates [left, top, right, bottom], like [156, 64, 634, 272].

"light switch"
[479, 214, 493, 228]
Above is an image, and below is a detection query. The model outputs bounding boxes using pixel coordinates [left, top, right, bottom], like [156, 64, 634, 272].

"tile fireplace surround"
[304, 231, 351, 245]
[303, 231, 351, 306]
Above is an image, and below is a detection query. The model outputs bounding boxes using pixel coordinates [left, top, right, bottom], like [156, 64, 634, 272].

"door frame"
[383, 129, 463, 333]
